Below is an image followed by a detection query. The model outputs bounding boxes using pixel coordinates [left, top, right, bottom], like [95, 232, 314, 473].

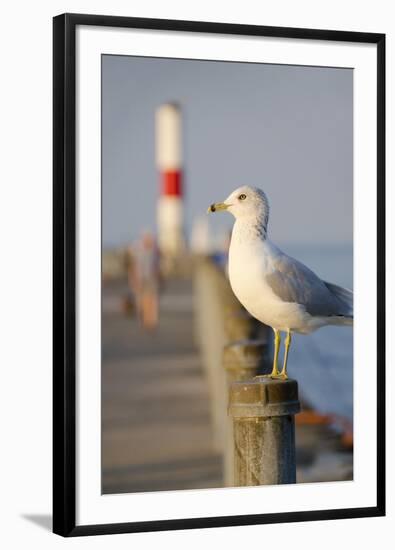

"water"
[277, 243, 353, 422]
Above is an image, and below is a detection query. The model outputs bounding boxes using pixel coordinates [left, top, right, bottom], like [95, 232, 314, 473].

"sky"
[102, 55, 353, 248]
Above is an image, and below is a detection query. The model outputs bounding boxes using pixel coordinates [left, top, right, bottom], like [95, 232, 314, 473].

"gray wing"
[266, 253, 352, 318]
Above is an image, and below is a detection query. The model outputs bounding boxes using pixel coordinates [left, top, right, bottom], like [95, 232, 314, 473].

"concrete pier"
[102, 259, 353, 493]
[102, 277, 222, 493]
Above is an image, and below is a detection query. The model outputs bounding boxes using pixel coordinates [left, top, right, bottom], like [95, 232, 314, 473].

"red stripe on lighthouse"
[161, 170, 182, 196]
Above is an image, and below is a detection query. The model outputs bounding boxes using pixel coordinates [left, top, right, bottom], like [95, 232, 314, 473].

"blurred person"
[133, 231, 160, 329]
[122, 245, 136, 315]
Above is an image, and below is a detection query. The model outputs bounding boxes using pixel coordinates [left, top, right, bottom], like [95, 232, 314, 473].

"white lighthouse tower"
[155, 102, 185, 275]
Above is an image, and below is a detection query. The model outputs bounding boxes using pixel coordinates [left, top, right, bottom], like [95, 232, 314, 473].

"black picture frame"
[53, 12, 386, 537]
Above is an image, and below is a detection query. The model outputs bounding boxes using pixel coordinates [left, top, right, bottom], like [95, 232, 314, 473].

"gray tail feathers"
[324, 281, 353, 318]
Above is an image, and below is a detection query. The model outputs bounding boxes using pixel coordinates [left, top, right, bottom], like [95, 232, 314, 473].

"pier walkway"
[102, 275, 352, 494]
[102, 278, 222, 494]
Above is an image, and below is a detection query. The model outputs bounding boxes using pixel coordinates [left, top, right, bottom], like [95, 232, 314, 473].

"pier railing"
[193, 256, 300, 486]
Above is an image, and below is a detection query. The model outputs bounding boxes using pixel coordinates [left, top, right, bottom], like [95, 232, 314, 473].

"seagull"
[208, 185, 353, 380]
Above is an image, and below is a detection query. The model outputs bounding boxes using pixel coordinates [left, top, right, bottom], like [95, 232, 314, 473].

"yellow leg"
[280, 329, 292, 379]
[270, 329, 281, 377]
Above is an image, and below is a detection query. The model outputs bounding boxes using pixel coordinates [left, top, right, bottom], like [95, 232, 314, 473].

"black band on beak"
[210, 204, 216, 212]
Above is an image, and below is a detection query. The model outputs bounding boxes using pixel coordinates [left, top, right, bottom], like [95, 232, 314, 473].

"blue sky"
[102, 55, 353, 248]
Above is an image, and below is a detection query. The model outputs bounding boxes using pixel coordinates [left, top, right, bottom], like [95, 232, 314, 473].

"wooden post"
[229, 376, 300, 486]
[192, 258, 240, 451]
[222, 340, 271, 486]
[225, 309, 271, 344]
[223, 339, 271, 383]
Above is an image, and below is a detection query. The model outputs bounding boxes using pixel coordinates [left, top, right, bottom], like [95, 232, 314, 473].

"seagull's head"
[208, 186, 270, 224]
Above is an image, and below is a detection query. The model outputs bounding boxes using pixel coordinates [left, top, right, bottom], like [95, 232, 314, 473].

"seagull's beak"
[207, 202, 229, 213]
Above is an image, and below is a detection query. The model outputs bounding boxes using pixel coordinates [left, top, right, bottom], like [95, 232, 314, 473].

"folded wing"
[266, 253, 353, 319]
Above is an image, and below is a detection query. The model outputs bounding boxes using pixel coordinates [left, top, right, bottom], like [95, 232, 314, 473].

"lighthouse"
[155, 102, 185, 275]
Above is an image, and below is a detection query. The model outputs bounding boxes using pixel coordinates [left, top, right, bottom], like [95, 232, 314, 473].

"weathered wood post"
[229, 376, 300, 485]
[223, 340, 271, 486]
[225, 309, 271, 344]
[223, 340, 271, 383]
[192, 258, 240, 451]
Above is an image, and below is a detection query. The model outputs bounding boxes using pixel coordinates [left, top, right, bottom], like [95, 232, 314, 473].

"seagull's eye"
[238, 194, 247, 201]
